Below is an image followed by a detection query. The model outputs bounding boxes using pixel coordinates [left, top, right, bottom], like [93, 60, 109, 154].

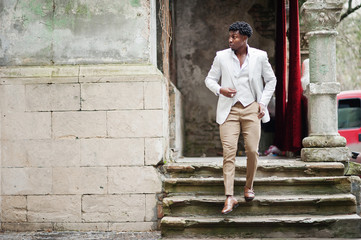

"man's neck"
[234, 46, 248, 57]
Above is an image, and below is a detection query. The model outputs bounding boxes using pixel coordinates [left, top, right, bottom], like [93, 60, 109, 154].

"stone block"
[52, 111, 106, 139]
[0, 66, 79, 85]
[107, 110, 163, 138]
[145, 138, 163, 165]
[345, 163, 361, 177]
[81, 82, 143, 110]
[0, 85, 25, 113]
[350, 176, 361, 215]
[82, 194, 145, 222]
[301, 147, 351, 162]
[1, 77, 79, 85]
[78, 65, 160, 81]
[0, 65, 79, 79]
[25, 84, 80, 111]
[2, 168, 52, 195]
[1, 196, 27, 222]
[145, 194, 158, 221]
[1, 223, 53, 232]
[79, 75, 162, 83]
[54, 222, 109, 231]
[144, 81, 163, 109]
[80, 138, 144, 166]
[28, 195, 81, 223]
[307, 82, 341, 95]
[109, 222, 157, 231]
[302, 135, 347, 148]
[1, 112, 51, 140]
[53, 167, 107, 194]
[2, 140, 80, 167]
[108, 166, 162, 194]
[308, 94, 338, 135]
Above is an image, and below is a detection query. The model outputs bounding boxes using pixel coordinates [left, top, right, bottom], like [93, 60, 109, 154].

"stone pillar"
[300, 0, 350, 162]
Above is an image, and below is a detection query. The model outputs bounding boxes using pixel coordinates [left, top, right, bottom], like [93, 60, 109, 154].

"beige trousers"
[220, 102, 261, 196]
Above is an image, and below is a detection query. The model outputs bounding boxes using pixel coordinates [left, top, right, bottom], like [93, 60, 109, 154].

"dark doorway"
[165, 0, 277, 157]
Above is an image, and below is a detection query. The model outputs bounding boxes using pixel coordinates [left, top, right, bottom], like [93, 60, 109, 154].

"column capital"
[301, 0, 345, 32]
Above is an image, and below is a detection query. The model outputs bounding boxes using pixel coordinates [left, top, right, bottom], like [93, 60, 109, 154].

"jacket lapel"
[224, 49, 238, 87]
[248, 47, 256, 81]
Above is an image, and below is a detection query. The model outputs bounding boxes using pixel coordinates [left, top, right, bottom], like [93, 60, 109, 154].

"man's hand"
[258, 103, 266, 119]
[220, 88, 237, 98]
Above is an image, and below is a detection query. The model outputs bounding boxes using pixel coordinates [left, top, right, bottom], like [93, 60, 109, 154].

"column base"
[302, 135, 346, 148]
[301, 147, 351, 162]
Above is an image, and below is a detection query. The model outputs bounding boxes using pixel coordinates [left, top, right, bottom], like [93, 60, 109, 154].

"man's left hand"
[258, 103, 266, 119]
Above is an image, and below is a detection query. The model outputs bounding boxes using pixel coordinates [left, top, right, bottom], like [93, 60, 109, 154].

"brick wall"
[0, 64, 168, 231]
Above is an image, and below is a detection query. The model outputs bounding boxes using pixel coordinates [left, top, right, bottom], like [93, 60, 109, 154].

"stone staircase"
[160, 157, 361, 238]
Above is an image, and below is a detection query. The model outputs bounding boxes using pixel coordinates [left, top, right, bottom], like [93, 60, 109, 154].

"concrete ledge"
[306, 82, 341, 95]
[301, 147, 351, 162]
[0, 64, 162, 84]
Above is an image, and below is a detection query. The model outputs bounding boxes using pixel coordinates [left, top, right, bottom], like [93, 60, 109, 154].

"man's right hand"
[220, 88, 237, 98]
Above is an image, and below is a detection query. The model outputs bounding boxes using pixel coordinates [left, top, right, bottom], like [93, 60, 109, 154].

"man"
[205, 21, 276, 214]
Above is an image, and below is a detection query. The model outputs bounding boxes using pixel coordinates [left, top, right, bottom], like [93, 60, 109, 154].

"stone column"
[300, 0, 350, 162]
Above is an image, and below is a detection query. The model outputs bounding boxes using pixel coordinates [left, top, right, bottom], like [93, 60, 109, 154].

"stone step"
[163, 194, 357, 217]
[164, 157, 345, 178]
[161, 214, 361, 238]
[164, 176, 351, 196]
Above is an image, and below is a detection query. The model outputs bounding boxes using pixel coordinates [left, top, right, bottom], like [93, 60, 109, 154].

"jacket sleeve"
[259, 52, 277, 106]
[205, 53, 222, 96]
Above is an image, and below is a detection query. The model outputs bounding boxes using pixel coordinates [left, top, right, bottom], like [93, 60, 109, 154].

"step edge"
[161, 214, 361, 224]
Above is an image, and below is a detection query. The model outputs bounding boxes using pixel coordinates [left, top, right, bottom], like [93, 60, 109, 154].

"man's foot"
[221, 196, 239, 214]
[244, 186, 255, 202]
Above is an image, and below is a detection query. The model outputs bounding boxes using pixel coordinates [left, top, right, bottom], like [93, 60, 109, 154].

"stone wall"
[0, 0, 170, 231]
[0, 64, 168, 231]
[173, 0, 276, 156]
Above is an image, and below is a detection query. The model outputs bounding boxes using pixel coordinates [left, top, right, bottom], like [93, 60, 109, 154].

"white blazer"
[205, 47, 277, 125]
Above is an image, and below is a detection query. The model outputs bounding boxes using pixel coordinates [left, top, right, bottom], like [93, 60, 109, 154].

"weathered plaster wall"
[174, 0, 276, 156]
[0, 0, 153, 65]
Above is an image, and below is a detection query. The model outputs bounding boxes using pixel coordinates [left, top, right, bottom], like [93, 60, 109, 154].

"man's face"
[229, 30, 247, 51]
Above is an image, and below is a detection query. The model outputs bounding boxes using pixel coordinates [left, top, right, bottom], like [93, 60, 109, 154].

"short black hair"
[229, 21, 253, 38]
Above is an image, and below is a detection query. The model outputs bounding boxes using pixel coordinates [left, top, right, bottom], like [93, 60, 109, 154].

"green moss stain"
[64, 2, 72, 15]
[130, 0, 141, 7]
[76, 3, 90, 17]
[57, 1, 91, 30]
[63, 2, 91, 17]
[20, 0, 53, 17]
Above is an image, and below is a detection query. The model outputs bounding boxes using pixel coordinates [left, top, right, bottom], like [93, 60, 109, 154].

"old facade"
[0, 0, 357, 233]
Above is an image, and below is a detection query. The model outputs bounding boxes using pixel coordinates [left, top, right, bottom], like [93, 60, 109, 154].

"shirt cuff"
[259, 101, 267, 107]
[216, 87, 221, 96]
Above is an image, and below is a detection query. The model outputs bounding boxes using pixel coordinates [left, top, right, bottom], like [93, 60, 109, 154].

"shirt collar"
[231, 44, 250, 60]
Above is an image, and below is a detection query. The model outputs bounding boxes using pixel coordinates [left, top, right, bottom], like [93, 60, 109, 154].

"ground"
[0, 231, 357, 240]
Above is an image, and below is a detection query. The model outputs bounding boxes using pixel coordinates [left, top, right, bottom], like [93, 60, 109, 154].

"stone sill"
[0, 64, 163, 85]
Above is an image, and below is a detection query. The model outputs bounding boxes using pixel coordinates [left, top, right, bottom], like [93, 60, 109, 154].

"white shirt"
[231, 50, 255, 107]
